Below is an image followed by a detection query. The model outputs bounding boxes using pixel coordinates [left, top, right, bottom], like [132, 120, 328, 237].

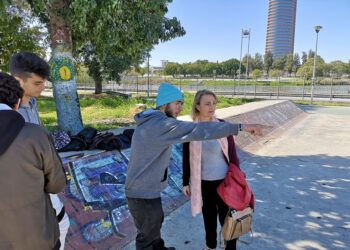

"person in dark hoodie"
[0, 72, 66, 250]
[9, 51, 70, 249]
[125, 83, 268, 250]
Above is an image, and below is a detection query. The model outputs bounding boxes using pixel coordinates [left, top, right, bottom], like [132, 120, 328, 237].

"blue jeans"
[127, 197, 165, 250]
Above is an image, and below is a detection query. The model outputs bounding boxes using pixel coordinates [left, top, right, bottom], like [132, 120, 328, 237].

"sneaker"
[219, 233, 226, 249]
[219, 238, 226, 249]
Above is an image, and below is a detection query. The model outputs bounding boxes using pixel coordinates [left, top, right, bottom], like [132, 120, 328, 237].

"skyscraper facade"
[265, 0, 297, 58]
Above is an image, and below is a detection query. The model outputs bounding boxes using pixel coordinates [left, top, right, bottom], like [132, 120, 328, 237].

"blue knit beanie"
[156, 82, 183, 108]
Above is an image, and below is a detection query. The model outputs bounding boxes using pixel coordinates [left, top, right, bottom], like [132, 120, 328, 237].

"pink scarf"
[189, 118, 230, 216]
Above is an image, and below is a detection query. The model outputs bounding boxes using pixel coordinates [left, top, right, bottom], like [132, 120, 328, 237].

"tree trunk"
[47, 0, 83, 135]
[95, 79, 102, 94]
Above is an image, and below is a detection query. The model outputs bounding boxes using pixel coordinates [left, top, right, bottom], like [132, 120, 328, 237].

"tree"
[269, 69, 281, 79]
[272, 56, 286, 72]
[164, 62, 179, 77]
[0, 5, 47, 71]
[76, 44, 142, 94]
[180, 63, 190, 77]
[203, 62, 220, 77]
[293, 53, 301, 74]
[301, 51, 307, 65]
[134, 66, 147, 76]
[328, 60, 347, 77]
[252, 69, 262, 80]
[252, 53, 264, 70]
[346, 61, 350, 74]
[284, 54, 294, 76]
[241, 55, 254, 76]
[308, 50, 315, 59]
[296, 56, 325, 80]
[3, 0, 185, 134]
[221, 59, 240, 77]
[264, 51, 273, 74]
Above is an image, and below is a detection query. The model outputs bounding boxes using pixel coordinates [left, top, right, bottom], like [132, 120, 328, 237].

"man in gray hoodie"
[125, 83, 266, 250]
[9, 52, 70, 249]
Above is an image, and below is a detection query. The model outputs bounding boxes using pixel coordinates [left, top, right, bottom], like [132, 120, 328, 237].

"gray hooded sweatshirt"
[18, 97, 41, 124]
[125, 109, 239, 199]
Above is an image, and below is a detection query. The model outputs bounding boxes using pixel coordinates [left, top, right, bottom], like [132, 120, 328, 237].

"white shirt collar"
[0, 103, 12, 110]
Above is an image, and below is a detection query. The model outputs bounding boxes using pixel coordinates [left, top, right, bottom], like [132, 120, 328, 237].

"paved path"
[123, 105, 350, 250]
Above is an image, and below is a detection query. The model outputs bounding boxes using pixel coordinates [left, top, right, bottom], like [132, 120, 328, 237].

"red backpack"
[217, 163, 254, 211]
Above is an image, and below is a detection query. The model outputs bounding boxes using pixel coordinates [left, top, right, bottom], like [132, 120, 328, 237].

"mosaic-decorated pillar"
[50, 46, 83, 135]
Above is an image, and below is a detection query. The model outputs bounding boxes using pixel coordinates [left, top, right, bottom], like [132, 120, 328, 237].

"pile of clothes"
[52, 127, 134, 152]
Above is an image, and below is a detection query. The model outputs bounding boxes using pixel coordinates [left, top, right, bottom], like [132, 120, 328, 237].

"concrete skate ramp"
[179, 100, 307, 158]
[60, 100, 306, 249]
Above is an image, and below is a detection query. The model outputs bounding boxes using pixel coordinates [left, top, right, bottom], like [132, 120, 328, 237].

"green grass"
[171, 79, 310, 87]
[293, 100, 350, 107]
[37, 93, 253, 131]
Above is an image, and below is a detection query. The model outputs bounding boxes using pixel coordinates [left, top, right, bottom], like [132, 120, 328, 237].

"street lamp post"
[310, 25, 322, 104]
[213, 69, 216, 92]
[238, 30, 244, 87]
[244, 29, 251, 97]
[147, 53, 150, 98]
[238, 29, 250, 97]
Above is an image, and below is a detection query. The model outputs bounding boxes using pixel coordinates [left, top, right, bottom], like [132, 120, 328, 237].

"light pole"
[310, 25, 322, 104]
[238, 30, 244, 81]
[244, 29, 251, 97]
[238, 29, 250, 96]
[147, 53, 150, 98]
[213, 69, 217, 92]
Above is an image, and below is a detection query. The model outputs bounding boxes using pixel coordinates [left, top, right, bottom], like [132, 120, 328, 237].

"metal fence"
[46, 76, 350, 102]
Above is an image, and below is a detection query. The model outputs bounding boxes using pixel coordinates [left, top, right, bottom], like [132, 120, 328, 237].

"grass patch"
[38, 93, 252, 131]
[171, 79, 311, 87]
[293, 100, 350, 107]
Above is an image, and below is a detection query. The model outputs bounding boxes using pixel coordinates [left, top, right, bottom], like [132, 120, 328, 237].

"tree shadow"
[237, 152, 350, 250]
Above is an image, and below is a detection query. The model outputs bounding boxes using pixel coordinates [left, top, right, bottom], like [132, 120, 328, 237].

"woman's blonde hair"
[191, 89, 217, 119]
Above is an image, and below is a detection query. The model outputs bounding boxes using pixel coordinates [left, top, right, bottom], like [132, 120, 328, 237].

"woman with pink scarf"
[182, 90, 240, 250]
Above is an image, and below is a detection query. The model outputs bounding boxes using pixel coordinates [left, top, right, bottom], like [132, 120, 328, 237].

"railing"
[46, 76, 350, 102]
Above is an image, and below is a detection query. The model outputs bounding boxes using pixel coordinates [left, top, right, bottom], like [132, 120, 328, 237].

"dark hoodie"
[0, 110, 25, 155]
[125, 109, 239, 199]
[0, 108, 66, 249]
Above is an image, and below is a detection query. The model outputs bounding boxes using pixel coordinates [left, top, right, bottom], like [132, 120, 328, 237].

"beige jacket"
[0, 110, 66, 250]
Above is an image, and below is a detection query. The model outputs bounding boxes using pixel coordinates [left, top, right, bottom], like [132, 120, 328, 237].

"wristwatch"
[238, 123, 243, 132]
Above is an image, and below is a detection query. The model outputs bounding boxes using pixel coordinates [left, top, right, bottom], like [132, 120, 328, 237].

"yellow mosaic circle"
[59, 66, 71, 81]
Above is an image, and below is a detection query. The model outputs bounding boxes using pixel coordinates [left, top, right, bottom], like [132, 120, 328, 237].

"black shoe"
[164, 247, 176, 250]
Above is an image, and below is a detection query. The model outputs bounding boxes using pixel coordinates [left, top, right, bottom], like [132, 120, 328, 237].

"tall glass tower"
[265, 0, 297, 58]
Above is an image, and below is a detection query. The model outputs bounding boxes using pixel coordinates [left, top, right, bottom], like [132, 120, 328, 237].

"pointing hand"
[242, 124, 272, 136]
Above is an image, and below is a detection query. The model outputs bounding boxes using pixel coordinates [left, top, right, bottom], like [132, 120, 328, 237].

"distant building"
[149, 60, 169, 75]
[161, 60, 169, 68]
[265, 0, 297, 58]
[151, 66, 164, 75]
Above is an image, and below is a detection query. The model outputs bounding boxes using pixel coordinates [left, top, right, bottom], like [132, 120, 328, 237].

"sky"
[149, 0, 350, 66]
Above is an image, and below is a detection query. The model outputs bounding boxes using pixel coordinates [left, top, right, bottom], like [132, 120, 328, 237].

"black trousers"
[127, 197, 166, 250]
[202, 180, 237, 250]
[52, 239, 61, 250]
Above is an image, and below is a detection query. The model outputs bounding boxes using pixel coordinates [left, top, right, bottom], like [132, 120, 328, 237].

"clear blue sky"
[150, 0, 349, 66]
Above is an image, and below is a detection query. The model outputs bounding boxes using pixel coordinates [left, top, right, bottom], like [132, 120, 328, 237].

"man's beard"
[165, 106, 175, 118]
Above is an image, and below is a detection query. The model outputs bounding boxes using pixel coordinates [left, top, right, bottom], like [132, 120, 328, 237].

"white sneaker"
[219, 230, 226, 249]
[219, 238, 226, 249]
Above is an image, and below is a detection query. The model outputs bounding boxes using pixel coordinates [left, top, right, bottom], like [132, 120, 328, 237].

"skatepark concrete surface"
[123, 103, 350, 250]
